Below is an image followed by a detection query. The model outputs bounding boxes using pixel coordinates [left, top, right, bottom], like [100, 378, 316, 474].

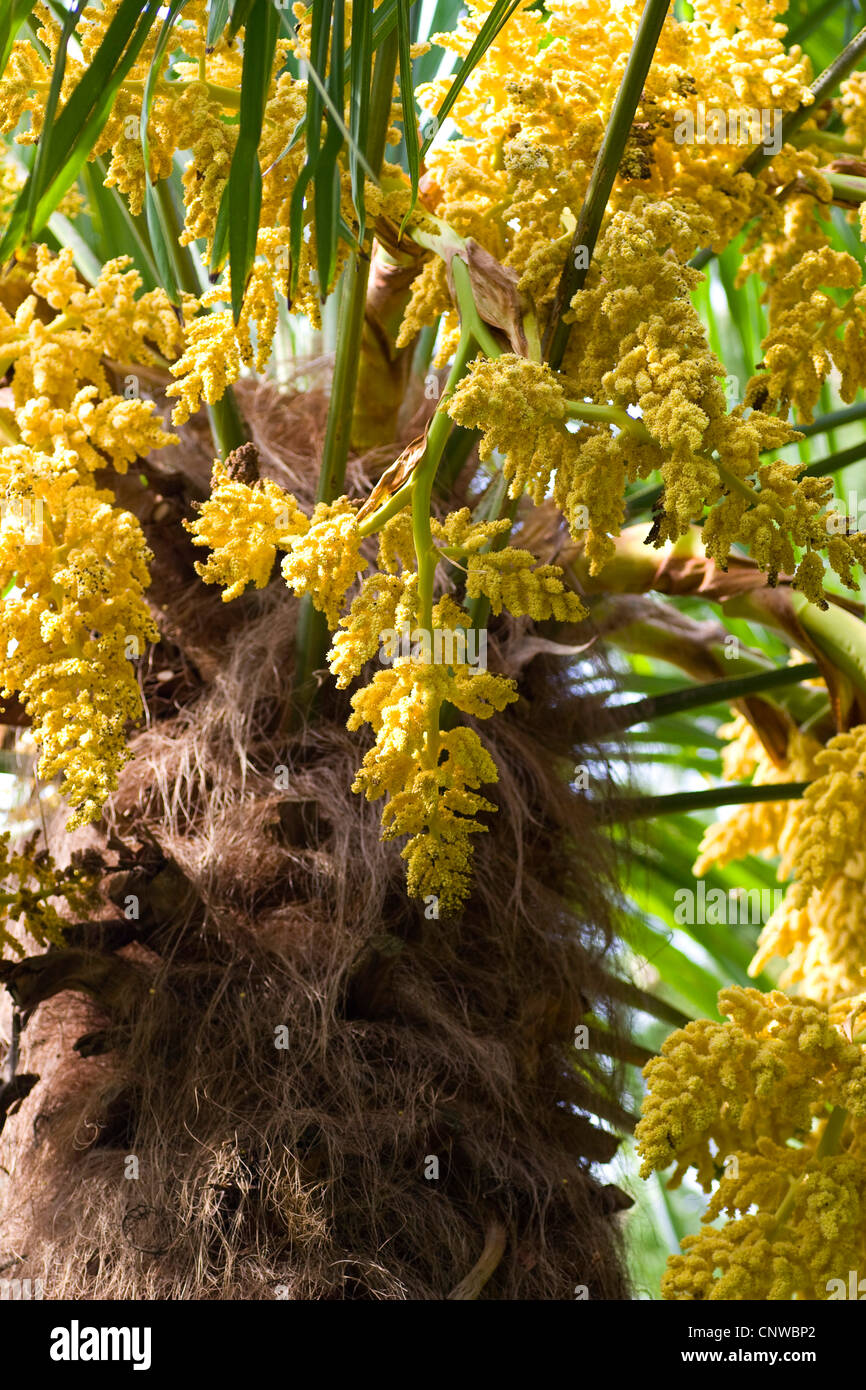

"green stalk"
[290, 30, 399, 720]
[824, 170, 866, 203]
[603, 661, 821, 733]
[545, 0, 673, 368]
[803, 438, 866, 478]
[599, 781, 810, 823]
[798, 403, 866, 437]
[153, 177, 200, 295]
[773, 1106, 847, 1230]
[413, 326, 477, 632]
[207, 391, 248, 458]
[565, 399, 651, 437]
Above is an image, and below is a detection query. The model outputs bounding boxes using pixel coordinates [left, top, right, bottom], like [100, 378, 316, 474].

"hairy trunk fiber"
[0, 382, 632, 1300]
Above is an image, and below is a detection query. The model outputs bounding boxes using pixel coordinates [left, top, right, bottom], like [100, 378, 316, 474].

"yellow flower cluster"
[754, 861, 866, 1005]
[187, 466, 365, 627]
[693, 716, 820, 877]
[638, 986, 866, 1300]
[192, 463, 578, 912]
[651, 711, 866, 1296]
[5, 2, 862, 616]
[736, 723, 866, 1001]
[0, 446, 158, 827]
[694, 714, 866, 1003]
[0, 250, 177, 827]
[328, 573, 414, 690]
[349, 636, 517, 915]
[779, 723, 866, 910]
[416, 0, 808, 304]
[465, 547, 586, 622]
[280, 500, 363, 630]
[399, 4, 866, 603]
[446, 354, 571, 504]
[744, 248, 866, 423]
[0, 831, 97, 959]
[186, 460, 307, 601]
[446, 353, 650, 573]
[446, 330, 862, 601]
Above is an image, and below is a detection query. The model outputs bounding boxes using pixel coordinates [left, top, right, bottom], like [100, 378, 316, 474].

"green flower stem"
[599, 781, 811, 824]
[799, 403, 866, 437]
[290, 31, 399, 722]
[564, 399, 652, 438]
[545, 0, 673, 368]
[449, 261, 505, 360]
[355, 475, 416, 540]
[789, 128, 850, 153]
[773, 1106, 848, 1231]
[315, 255, 375, 504]
[152, 178, 200, 295]
[816, 1104, 849, 1159]
[714, 459, 763, 506]
[207, 391, 248, 459]
[414, 325, 477, 633]
[603, 661, 821, 733]
[823, 170, 866, 203]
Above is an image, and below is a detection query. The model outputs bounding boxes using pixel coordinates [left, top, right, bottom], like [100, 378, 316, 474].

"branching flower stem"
[413, 322, 477, 633]
[601, 781, 811, 823]
[772, 1106, 848, 1231]
[289, 32, 398, 722]
[545, 0, 673, 367]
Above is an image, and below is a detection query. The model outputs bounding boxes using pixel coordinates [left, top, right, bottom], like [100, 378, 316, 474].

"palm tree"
[1, 0, 866, 1303]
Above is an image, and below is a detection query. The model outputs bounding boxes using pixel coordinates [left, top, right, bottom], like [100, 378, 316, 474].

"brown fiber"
[0, 380, 631, 1300]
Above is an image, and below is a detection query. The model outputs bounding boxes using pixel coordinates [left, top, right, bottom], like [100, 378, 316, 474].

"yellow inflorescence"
[0, 830, 97, 959]
[189, 462, 539, 913]
[350, 653, 517, 915]
[637, 986, 866, 1300]
[465, 547, 587, 622]
[280, 500, 363, 630]
[2, 3, 864, 604]
[446, 354, 571, 505]
[0, 251, 179, 828]
[741, 723, 866, 1002]
[693, 718, 821, 877]
[777, 723, 866, 909]
[645, 713, 866, 1297]
[186, 460, 308, 601]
